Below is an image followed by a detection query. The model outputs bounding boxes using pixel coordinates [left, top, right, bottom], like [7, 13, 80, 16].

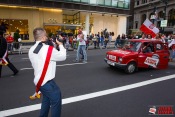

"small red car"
[104, 39, 170, 73]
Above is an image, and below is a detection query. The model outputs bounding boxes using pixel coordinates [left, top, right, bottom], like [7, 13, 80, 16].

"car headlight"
[106, 54, 109, 58]
[118, 57, 123, 62]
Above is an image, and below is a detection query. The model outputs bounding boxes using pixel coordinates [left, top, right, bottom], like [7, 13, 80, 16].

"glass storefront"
[51, 0, 130, 9]
[0, 3, 128, 42]
[0, 19, 29, 40]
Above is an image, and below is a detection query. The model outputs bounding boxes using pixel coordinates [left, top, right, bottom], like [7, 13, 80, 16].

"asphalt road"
[0, 49, 175, 117]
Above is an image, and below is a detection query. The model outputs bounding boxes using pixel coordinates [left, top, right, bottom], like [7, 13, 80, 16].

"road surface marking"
[0, 74, 175, 117]
[22, 58, 29, 60]
[20, 62, 87, 70]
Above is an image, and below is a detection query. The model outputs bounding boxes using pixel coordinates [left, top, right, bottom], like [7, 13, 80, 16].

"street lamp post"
[160, 0, 168, 33]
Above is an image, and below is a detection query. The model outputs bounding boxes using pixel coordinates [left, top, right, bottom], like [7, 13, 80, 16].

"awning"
[43, 23, 81, 27]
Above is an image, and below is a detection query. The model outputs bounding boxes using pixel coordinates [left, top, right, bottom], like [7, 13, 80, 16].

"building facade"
[0, 0, 131, 41]
[134, 0, 175, 34]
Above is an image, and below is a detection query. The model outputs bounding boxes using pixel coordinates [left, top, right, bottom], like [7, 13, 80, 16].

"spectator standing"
[147, 35, 152, 39]
[109, 33, 112, 42]
[154, 33, 161, 40]
[140, 34, 147, 39]
[97, 32, 100, 48]
[100, 35, 104, 49]
[161, 34, 166, 43]
[115, 35, 121, 48]
[74, 29, 87, 63]
[73, 35, 77, 50]
[86, 35, 90, 50]
[92, 34, 97, 49]
[6, 34, 14, 52]
[168, 34, 175, 62]
[121, 34, 126, 39]
[104, 33, 109, 49]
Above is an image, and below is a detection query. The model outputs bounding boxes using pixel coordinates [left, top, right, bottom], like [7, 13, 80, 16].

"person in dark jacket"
[0, 31, 18, 78]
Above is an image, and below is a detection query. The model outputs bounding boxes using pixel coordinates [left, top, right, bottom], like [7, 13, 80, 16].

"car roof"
[129, 39, 163, 43]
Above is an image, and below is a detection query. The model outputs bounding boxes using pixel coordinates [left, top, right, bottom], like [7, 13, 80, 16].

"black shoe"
[14, 70, 19, 75]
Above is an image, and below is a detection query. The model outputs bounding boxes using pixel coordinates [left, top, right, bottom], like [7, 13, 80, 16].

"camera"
[55, 35, 64, 43]
[56, 31, 67, 43]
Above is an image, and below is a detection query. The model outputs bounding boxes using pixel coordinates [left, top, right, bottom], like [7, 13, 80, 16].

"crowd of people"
[114, 33, 175, 62]
[48, 30, 114, 51]
[114, 33, 175, 47]
[47, 31, 175, 62]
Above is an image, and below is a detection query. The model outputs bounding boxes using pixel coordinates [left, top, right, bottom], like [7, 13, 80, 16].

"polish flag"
[140, 19, 159, 38]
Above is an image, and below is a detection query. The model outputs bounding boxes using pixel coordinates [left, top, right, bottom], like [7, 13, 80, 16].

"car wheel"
[125, 62, 136, 74]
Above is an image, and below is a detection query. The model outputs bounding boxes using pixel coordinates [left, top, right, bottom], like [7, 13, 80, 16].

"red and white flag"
[140, 19, 159, 38]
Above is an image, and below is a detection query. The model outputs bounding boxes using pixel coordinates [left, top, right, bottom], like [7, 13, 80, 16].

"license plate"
[109, 55, 116, 61]
[107, 60, 115, 66]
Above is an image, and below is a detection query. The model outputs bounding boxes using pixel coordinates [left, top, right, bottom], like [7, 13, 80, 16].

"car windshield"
[121, 40, 142, 52]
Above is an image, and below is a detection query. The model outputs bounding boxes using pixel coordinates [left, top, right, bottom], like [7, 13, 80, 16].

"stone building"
[134, 0, 175, 34]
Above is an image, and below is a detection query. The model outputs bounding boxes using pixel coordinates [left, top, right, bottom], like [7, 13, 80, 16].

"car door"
[138, 42, 154, 68]
[154, 42, 169, 69]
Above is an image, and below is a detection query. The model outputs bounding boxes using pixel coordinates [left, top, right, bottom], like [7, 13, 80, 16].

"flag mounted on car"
[140, 19, 159, 38]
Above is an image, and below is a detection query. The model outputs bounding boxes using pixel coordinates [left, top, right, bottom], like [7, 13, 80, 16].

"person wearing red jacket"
[6, 34, 14, 52]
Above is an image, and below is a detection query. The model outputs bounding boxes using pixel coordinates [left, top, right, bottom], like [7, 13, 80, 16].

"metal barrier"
[9, 42, 35, 54]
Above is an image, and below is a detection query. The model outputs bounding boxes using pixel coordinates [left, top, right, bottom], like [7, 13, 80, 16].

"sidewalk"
[9, 41, 116, 54]
[169, 61, 175, 66]
[68, 41, 115, 51]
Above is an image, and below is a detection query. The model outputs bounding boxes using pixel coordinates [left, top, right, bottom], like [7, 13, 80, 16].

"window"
[118, 1, 124, 8]
[135, 21, 138, 29]
[105, 0, 111, 6]
[137, 0, 139, 5]
[81, 0, 88, 3]
[97, 0, 105, 5]
[168, 9, 175, 26]
[142, 42, 153, 53]
[142, 0, 147, 4]
[0, 19, 29, 40]
[89, 0, 97, 4]
[72, 0, 80, 2]
[124, 2, 129, 8]
[112, 0, 118, 7]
